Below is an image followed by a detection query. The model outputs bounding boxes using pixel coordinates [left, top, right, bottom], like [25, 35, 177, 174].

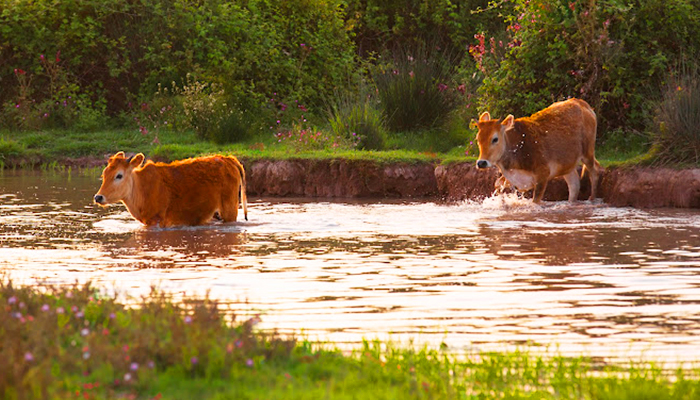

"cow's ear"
[479, 112, 491, 122]
[110, 151, 126, 161]
[129, 153, 145, 168]
[501, 114, 515, 130]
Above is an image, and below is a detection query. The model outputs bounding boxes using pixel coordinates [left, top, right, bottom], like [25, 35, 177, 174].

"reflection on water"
[2, 170, 700, 362]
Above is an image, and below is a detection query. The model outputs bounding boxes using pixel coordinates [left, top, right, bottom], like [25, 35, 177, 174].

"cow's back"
[517, 99, 596, 165]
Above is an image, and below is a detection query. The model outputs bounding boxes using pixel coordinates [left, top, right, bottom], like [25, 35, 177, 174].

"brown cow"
[475, 98, 601, 202]
[94, 152, 247, 227]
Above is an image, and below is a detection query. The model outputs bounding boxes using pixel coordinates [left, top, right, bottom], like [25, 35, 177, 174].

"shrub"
[652, 67, 700, 165]
[476, 0, 700, 139]
[275, 119, 358, 152]
[373, 43, 467, 132]
[344, 0, 506, 56]
[1, 0, 358, 127]
[327, 91, 387, 150]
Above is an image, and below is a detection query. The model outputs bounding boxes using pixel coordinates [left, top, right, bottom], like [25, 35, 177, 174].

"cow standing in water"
[475, 98, 601, 203]
[94, 152, 247, 227]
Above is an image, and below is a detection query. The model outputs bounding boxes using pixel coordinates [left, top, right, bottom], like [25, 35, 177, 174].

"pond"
[2, 170, 700, 363]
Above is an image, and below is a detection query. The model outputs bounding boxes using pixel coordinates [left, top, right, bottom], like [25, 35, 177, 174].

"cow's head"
[94, 151, 145, 206]
[475, 111, 514, 169]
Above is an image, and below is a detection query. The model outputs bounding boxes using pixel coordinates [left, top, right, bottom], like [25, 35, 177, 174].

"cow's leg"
[582, 158, 599, 200]
[532, 180, 548, 203]
[219, 194, 240, 223]
[563, 169, 581, 202]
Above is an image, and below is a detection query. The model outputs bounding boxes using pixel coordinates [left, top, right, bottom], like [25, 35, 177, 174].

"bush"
[344, 0, 506, 56]
[275, 119, 359, 152]
[327, 91, 387, 150]
[0, 0, 358, 127]
[373, 43, 467, 133]
[475, 0, 700, 138]
[652, 67, 700, 165]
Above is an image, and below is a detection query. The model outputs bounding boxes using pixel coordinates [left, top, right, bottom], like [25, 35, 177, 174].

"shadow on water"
[2, 170, 700, 362]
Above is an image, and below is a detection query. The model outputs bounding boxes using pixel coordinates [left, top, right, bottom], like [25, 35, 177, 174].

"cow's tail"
[581, 159, 603, 179]
[235, 160, 248, 221]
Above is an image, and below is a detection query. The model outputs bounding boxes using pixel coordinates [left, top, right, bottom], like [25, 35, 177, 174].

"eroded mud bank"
[243, 159, 700, 208]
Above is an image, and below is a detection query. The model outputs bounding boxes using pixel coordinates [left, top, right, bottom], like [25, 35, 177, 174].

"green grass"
[0, 128, 650, 169]
[2, 280, 699, 399]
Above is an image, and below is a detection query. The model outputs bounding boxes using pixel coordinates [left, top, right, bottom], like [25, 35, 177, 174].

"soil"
[242, 158, 700, 209]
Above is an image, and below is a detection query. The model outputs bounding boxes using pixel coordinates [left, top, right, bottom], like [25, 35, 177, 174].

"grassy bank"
[1, 128, 652, 169]
[2, 280, 699, 400]
[0, 128, 465, 167]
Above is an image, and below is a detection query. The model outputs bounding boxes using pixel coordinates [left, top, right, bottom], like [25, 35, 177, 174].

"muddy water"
[2, 170, 700, 362]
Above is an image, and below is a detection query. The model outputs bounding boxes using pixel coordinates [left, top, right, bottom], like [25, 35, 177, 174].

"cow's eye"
[115, 173, 123, 181]
[491, 136, 499, 144]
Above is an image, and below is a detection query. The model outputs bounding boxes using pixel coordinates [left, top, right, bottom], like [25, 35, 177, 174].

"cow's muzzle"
[94, 194, 106, 205]
[476, 160, 491, 169]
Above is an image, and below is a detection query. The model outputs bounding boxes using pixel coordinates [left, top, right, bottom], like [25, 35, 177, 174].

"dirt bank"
[243, 159, 700, 208]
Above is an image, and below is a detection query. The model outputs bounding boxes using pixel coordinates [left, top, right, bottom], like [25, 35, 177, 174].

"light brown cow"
[94, 152, 247, 227]
[475, 98, 601, 202]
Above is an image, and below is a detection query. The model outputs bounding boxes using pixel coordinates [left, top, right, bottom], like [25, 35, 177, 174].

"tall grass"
[373, 43, 465, 133]
[652, 65, 700, 166]
[326, 90, 387, 150]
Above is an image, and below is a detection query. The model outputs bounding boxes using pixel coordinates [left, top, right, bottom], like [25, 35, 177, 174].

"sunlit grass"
[2, 280, 699, 399]
[1, 128, 648, 169]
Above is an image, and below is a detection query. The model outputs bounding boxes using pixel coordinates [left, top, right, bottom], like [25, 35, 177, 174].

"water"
[2, 170, 700, 363]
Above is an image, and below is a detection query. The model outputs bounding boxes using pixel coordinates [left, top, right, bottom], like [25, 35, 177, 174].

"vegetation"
[2, 280, 699, 399]
[1, 0, 699, 166]
[651, 66, 700, 166]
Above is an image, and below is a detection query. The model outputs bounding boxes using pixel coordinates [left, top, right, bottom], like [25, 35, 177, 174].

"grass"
[2, 280, 699, 399]
[0, 127, 651, 169]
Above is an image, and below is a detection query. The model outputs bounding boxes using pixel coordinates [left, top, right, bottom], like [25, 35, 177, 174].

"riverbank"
[2, 128, 698, 208]
[2, 280, 699, 399]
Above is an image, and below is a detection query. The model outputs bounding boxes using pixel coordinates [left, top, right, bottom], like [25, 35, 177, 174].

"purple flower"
[8, 296, 17, 305]
[191, 357, 198, 365]
[184, 315, 192, 324]
[109, 312, 116, 319]
[24, 352, 34, 362]
[130, 362, 139, 371]
[80, 328, 89, 336]
[41, 304, 50, 312]
[246, 358, 254, 367]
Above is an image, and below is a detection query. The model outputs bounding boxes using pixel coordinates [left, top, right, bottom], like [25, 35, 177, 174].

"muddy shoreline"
[244, 158, 700, 209]
[17, 155, 700, 208]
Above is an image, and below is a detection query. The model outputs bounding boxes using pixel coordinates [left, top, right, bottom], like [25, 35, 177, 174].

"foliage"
[3, 280, 700, 399]
[373, 43, 468, 133]
[343, 0, 507, 56]
[0, 0, 357, 124]
[652, 66, 700, 165]
[475, 0, 700, 139]
[0, 54, 108, 131]
[326, 89, 387, 150]
[275, 119, 359, 152]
